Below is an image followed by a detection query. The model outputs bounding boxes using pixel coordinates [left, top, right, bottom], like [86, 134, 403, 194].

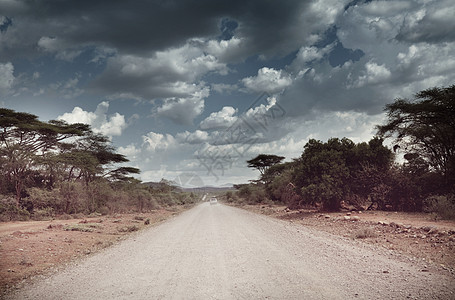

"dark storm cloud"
[0, 0, 314, 59]
[394, 0, 455, 44]
[0, 17, 12, 32]
[396, 18, 455, 44]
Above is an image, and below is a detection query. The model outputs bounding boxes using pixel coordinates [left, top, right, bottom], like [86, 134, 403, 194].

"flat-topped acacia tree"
[0, 108, 139, 208]
[377, 85, 455, 192]
[0, 109, 90, 207]
[247, 154, 285, 176]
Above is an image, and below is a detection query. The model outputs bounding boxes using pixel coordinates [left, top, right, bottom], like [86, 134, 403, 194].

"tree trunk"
[15, 179, 22, 208]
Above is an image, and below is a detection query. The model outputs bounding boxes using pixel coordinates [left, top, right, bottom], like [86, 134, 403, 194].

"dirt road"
[6, 203, 455, 299]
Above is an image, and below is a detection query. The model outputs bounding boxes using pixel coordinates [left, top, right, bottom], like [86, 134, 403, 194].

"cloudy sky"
[1, 0, 454, 187]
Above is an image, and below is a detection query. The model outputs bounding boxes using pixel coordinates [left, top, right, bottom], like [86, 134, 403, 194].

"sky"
[1, 0, 455, 187]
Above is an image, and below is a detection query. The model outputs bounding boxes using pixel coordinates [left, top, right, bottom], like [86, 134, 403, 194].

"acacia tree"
[247, 154, 285, 175]
[0, 109, 140, 209]
[65, 132, 139, 183]
[0, 109, 90, 206]
[377, 85, 455, 191]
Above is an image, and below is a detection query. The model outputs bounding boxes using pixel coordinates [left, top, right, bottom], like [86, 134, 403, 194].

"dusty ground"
[5, 203, 454, 299]
[0, 207, 186, 294]
[237, 204, 455, 273]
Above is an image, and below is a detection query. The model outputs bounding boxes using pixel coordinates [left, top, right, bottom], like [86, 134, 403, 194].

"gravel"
[6, 203, 455, 299]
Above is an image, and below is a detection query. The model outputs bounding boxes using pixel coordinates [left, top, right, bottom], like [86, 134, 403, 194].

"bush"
[223, 191, 239, 203]
[236, 184, 269, 204]
[118, 225, 139, 232]
[63, 223, 101, 232]
[265, 169, 293, 204]
[32, 207, 55, 220]
[27, 182, 86, 214]
[353, 228, 377, 239]
[0, 196, 30, 221]
[424, 195, 455, 220]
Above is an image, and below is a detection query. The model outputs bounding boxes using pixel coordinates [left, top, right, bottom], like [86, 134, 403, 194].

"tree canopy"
[377, 85, 455, 191]
[0, 108, 139, 207]
[292, 137, 393, 211]
[247, 154, 285, 175]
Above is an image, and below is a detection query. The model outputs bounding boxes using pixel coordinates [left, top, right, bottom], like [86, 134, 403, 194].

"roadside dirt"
[236, 204, 455, 274]
[0, 207, 186, 293]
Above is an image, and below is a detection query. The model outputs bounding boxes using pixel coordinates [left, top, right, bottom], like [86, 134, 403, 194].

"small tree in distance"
[247, 154, 285, 175]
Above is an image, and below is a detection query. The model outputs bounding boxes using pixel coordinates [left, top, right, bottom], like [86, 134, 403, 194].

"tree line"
[0, 109, 196, 220]
[232, 85, 455, 217]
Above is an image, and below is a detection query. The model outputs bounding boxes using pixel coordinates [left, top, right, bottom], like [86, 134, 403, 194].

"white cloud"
[294, 44, 333, 66]
[58, 101, 128, 137]
[0, 62, 15, 95]
[38, 37, 63, 52]
[98, 112, 126, 137]
[276, 0, 455, 123]
[205, 37, 244, 63]
[211, 83, 238, 94]
[248, 136, 307, 160]
[352, 61, 391, 88]
[58, 107, 97, 125]
[309, 0, 347, 25]
[396, 43, 455, 77]
[244, 96, 278, 120]
[156, 86, 208, 125]
[242, 67, 293, 94]
[361, 0, 412, 16]
[117, 143, 141, 161]
[396, 0, 455, 43]
[199, 106, 238, 130]
[176, 130, 209, 144]
[93, 41, 228, 100]
[142, 131, 176, 152]
[337, 1, 408, 60]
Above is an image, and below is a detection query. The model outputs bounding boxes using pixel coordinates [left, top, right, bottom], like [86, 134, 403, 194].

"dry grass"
[353, 228, 377, 239]
[63, 223, 102, 232]
[117, 225, 139, 232]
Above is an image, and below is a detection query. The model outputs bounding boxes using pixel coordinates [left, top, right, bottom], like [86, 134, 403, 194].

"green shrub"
[0, 196, 30, 221]
[353, 228, 377, 239]
[27, 182, 86, 214]
[265, 169, 293, 204]
[224, 191, 239, 203]
[237, 184, 269, 204]
[63, 223, 101, 232]
[424, 195, 455, 220]
[118, 225, 139, 232]
[98, 206, 110, 216]
[32, 207, 55, 220]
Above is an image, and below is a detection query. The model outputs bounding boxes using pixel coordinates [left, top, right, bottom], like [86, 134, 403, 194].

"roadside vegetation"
[228, 85, 455, 219]
[0, 109, 198, 221]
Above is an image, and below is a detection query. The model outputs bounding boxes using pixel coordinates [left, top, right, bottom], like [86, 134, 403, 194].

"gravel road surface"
[6, 203, 455, 299]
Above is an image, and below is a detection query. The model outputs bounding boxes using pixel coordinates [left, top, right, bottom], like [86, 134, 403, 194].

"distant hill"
[141, 181, 235, 193]
[180, 186, 235, 193]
